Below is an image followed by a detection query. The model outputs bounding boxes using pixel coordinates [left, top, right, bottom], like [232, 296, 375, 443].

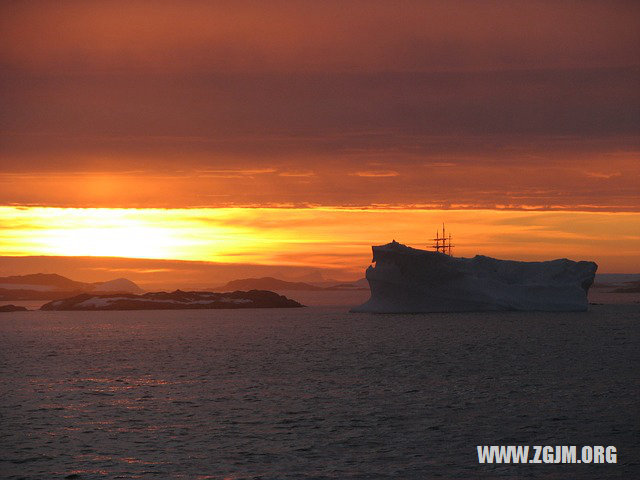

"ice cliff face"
[351, 241, 597, 313]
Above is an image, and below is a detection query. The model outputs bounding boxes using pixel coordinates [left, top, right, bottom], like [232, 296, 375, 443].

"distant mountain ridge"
[93, 278, 144, 293]
[217, 277, 324, 291]
[0, 273, 86, 290]
[0, 273, 144, 300]
[214, 276, 368, 292]
[610, 280, 640, 293]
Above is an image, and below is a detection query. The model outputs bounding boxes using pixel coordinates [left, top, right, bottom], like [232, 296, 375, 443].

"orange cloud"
[584, 171, 622, 179]
[350, 170, 400, 178]
[2, 2, 638, 73]
[195, 168, 277, 178]
[1, 1, 638, 229]
[278, 170, 316, 177]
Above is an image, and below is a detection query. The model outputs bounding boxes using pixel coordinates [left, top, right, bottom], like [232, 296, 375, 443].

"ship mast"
[430, 223, 454, 255]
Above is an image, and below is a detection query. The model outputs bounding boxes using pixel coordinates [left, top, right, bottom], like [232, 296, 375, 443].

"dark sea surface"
[1, 305, 639, 479]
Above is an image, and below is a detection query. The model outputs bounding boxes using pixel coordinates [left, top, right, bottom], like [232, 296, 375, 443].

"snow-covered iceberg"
[351, 241, 597, 313]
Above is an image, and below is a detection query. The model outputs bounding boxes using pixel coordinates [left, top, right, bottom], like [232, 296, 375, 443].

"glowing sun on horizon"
[2, 206, 640, 273]
[1, 207, 209, 260]
[47, 225, 184, 259]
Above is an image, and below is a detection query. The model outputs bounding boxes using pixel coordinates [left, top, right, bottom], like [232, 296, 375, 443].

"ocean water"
[1, 305, 638, 479]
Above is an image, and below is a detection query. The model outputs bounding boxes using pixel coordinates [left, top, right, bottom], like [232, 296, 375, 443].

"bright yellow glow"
[1, 206, 639, 274]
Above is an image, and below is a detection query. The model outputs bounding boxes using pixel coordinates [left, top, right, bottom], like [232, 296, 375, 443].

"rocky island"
[0, 304, 28, 312]
[352, 241, 598, 313]
[41, 289, 303, 311]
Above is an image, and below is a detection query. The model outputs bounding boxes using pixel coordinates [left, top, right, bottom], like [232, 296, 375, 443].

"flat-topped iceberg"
[351, 241, 597, 313]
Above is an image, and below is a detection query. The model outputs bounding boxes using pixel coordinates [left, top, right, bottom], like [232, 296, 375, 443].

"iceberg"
[351, 241, 597, 313]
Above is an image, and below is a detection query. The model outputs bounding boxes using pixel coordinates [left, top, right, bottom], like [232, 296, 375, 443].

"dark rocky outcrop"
[0, 304, 29, 312]
[41, 289, 303, 311]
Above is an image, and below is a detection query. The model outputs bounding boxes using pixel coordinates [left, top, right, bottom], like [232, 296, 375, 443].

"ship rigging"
[431, 223, 454, 255]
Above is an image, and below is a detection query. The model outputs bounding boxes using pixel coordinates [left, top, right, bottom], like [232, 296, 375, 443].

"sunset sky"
[1, 1, 639, 285]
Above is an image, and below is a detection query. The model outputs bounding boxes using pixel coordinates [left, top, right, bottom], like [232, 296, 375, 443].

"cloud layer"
[1, 1, 638, 210]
